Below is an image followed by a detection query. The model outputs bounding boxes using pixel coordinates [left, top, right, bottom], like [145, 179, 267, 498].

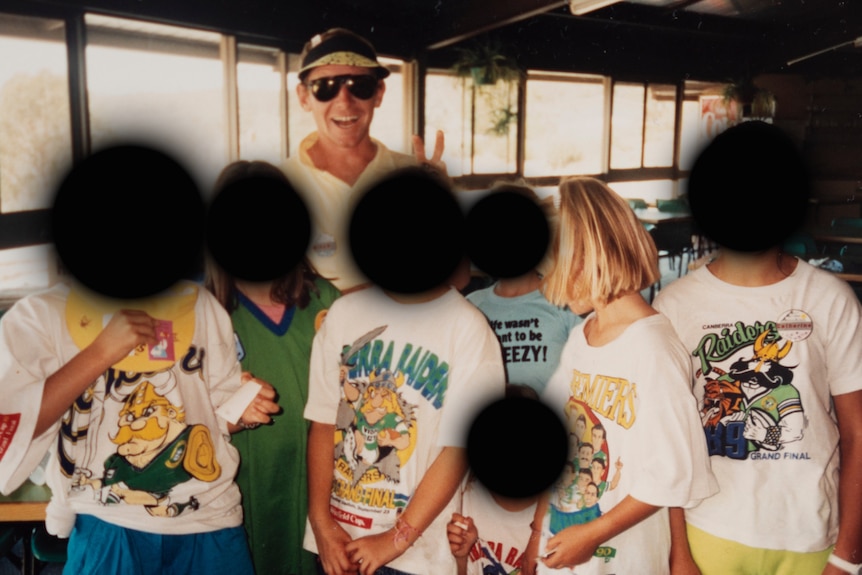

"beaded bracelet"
[393, 517, 420, 550]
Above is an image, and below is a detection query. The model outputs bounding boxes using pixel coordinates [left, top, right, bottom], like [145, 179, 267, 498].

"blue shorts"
[63, 514, 254, 575]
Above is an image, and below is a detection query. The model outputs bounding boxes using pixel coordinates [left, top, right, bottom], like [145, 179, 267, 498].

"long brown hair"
[204, 160, 325, 312]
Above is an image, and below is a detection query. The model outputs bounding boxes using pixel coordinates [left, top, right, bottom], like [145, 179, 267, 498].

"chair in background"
[831, 217, 862, 232]
[648, 220, 696, 302]
[781, 231, 819, 260]
[655, 198, 689, 213]
[839, 244, 862, 274]
[1, 526, 19, 569]
[30, 524, 67, 574]
[627, 198, 648, 210]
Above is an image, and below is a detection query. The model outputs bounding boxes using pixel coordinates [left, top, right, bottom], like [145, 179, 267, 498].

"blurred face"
[578, 444, 593, 467]
[574, 417, 586, 439]
[584, 484, 599, 507]
[368, 386, 392, 408]
[576, 471, 591, 491]
[590, 459, 605, 481]
[113, 401, 181, 456]
[561, 465, 576, 486]
[297, 64, 385, 151]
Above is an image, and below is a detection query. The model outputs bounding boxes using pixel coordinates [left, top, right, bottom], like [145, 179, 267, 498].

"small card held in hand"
[216, 380, 262, 424]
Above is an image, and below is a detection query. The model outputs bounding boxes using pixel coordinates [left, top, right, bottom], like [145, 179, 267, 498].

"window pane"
[371, 58, 407, 154]
[287, 54, 314, 157]
[472, 80, 517, 174]
[610, 83, 644, 169]
[238, 44, 284, 165]
[0, 244, 58, 303]
[643, 83, 676, 167]
[609, 180, 676, 205]
[525, 74, 605, 177]
[425, 73, 469, 177]
[678, 81, 733, 171]
[426, 73, 516, 177]
[678, 99, 702, 171]
[0, 12, 71, 213]
[86, 14, 227, 195]
[288, 56, 407, 160]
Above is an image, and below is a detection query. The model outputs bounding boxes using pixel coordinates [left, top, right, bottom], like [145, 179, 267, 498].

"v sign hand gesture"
[412, 130, 449, 181]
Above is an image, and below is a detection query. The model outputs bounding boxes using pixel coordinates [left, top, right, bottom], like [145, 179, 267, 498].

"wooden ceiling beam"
[425, 0, 566, 50]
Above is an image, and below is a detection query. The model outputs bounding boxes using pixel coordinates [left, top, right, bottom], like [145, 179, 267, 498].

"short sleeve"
[824, 280, 862, 397]
[0, 290, 67, 494]
[303, 299, 344, 425]
[437, 309, 506, 448]
[626, 334, 717, 508]
[197, 288, 244, 412]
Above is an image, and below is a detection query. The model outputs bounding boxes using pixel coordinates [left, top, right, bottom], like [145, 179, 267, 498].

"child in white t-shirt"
[0, 280, 279, 575]
[654, 120, 862, 575]
[303, 281, 505, 575]
[522, 177, 716, 575]
[447, 385, 541, 575]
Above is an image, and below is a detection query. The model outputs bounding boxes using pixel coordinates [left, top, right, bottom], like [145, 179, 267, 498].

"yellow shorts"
[686, 523, 832, 575]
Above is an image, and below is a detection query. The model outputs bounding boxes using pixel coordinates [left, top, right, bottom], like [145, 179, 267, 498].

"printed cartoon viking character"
[719, 331, 804, 452]
[333, 326, 387, 464]
[85, 380, 221, 517]
[335, 325, 387, 430]
[344, 368, 415, 487]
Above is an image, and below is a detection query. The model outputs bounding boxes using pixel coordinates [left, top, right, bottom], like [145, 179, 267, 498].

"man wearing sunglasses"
[286, 28, 447, 293]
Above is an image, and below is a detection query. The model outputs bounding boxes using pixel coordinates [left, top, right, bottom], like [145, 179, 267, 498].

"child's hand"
[345, 530, 402, 575]
[314, 521, 358, 575]
[541, 522, 602, 570]
[92, 309, 158, 366]
[412, 130, 448, 179]
[447, 513, 478, 557]
[238, 374, 280, 429]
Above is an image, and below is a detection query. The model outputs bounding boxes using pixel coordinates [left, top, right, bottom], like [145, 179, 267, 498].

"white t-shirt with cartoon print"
[460, 480, 536, 575]
[0, 282, 245, 537]
[653, 259, 862, 552]
[302, 286, 506, 574]
[538, 313, 717, 575]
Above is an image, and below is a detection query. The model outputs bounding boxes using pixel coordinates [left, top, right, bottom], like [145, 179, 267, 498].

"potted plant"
[488, 104, 518, 136]
[451, 37, 523, 86]
[723, 78, 776, 119]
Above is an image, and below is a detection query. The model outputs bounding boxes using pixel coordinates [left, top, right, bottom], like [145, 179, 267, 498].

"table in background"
[0, 481, 50, 523]
[634, 208, 710, 277]
[811, 231, 862, 247]
[0, 481, 51, 575]
[634, 207, 692, 226]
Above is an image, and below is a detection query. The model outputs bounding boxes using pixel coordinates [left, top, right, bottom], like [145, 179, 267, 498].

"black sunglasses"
[306, 74, 379, 102]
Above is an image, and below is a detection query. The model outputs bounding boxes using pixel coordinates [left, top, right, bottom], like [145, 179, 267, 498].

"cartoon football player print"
[83, 380, 221, 517]
[347, 369, 416, 487]
[334, 325, 388, 451]
[548, 401, 622, 534]
[719, 331, 804, 453]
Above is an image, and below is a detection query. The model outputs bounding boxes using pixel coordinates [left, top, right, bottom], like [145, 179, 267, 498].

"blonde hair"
[542, 177, 659, 308]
